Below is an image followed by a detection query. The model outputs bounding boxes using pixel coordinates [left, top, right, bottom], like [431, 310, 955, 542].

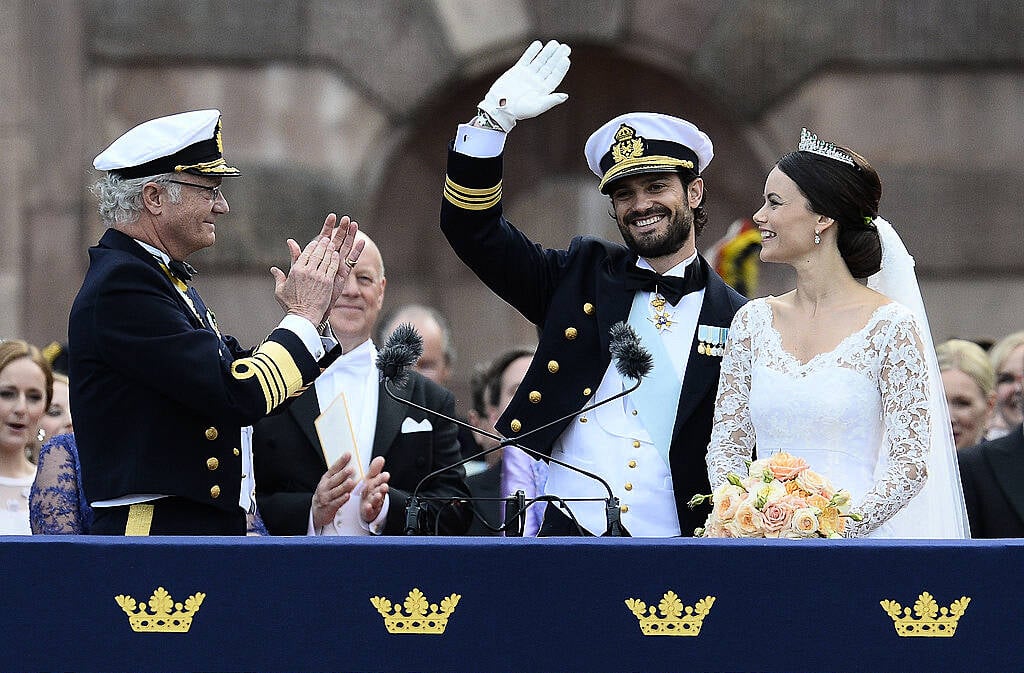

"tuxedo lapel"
[673, 259, 733, 437]
[985, 429, 1024, 524]
[372, 379, 412, 459]
[289, 387, 327, 469]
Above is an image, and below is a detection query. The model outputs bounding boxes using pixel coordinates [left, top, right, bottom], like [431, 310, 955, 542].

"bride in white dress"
[706, 130, 969, 538]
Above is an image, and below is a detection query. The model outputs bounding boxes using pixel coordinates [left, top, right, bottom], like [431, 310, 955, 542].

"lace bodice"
[707, 299, 931, 537]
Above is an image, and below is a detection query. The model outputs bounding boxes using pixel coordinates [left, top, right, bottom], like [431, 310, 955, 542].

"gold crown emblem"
[114, 587, 205, 633]
[879, 591, 970, 637]
[624, 591, 715, 637]
[370, 588, 460, 634]
[611, 124, 646, 164]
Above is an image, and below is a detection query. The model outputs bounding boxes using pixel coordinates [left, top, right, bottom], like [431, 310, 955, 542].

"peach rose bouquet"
[689, 451, 861, 538]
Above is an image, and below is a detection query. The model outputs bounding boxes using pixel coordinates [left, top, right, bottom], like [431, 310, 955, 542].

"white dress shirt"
[308, 339, 389, 535]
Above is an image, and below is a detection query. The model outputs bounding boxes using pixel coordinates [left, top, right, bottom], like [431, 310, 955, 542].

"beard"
[616, 204, 694, 259]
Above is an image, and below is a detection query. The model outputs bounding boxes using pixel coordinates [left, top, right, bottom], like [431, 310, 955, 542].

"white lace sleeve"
[845, 312, 930, 537]
[706, 302, 756, 488]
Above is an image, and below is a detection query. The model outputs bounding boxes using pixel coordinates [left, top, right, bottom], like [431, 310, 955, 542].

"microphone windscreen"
[375, 322, 424, 385]
[608, 322, 653, 381]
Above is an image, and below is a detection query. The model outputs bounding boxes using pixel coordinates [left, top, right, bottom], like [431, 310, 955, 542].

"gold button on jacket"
[210, 485, 221, 498]
[205, 427, 218, 441]
[564, 327, 577, 340]
[528, 391, 542, 403]
[206, 457, 219, 471]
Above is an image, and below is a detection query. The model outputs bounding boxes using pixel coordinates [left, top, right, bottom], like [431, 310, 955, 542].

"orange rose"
[734, 501, 765, 537]
[796, 469, 836, 498]
[766, 452, 809, 481]
[712, 484, 744, 523]
[817, 505, 845, 536]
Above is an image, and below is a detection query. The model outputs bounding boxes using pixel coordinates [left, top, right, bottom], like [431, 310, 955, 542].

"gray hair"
[92, 172, 182, 227]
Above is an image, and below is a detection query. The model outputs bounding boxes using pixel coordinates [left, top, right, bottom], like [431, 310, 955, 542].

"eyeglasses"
[166, 179, 223, 201]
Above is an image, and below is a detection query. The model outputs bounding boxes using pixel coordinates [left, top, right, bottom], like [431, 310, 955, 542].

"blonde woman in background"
[0, 340, 53, 534]
[986, 331, 1024, 440]
[38, 372, 73, 443]
[936, 340, 994, 450]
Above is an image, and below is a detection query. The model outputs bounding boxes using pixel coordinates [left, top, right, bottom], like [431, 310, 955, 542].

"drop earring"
[36, 428, 46, 442]
[813, 231, 821, 245]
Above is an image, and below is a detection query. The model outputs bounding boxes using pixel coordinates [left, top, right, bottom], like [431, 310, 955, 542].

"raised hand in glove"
[477, 39, 571, 132]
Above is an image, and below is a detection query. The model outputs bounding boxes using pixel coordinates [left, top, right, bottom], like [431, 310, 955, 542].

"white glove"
[477, 40, 571, 132]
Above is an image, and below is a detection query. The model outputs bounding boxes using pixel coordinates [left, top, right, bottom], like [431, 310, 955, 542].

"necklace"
[647, 288, 675, 332]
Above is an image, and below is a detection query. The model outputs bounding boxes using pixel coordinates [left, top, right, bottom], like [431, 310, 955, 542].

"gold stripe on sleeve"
[444, 176, 501, 210]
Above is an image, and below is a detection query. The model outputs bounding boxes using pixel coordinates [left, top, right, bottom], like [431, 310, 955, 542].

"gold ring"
[344, 258, 356, 268]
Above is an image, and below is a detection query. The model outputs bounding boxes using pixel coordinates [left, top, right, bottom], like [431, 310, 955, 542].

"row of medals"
[650, 294, 727, 356]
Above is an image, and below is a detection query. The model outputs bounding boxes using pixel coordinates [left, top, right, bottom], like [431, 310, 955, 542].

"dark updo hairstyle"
[776, 144, 883, 278]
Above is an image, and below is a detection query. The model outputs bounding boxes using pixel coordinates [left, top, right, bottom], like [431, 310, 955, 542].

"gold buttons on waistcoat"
[583, 387, 592, 397]
[564, 327, 577, 340]
[210, 485, 221, 499]
[529, 391, 542, 403]
[510, 419, 522, 433]
[632, 440, 641, 448]
[205, 427, 218, 441]
[628, 460, 637, 468]
[583, 302, 595, 315]
[620, 505, 629, 513]
[206, 458, 219, 471]
[579, 417, 588, 423]
[547, 360, 559, 373]
[625, 482, 633, 491]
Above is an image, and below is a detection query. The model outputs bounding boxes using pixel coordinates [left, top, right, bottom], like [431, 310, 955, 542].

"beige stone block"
[432, 0, 530, 56]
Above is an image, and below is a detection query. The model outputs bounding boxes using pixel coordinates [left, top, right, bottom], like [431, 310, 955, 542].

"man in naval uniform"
[70, 109, 363, 535]
[440, 41, 747, 536]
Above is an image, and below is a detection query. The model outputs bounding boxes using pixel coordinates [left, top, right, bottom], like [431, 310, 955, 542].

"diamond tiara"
[798, 128, 855, 167]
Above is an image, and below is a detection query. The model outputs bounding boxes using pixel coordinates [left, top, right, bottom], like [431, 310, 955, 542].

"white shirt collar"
[635, 250, 698, 278]
[132, 238, 172, 265]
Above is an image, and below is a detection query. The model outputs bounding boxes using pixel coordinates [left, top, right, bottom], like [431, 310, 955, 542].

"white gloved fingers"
[542, 44, 571, 82]
[478, 39, 572, 131]
[515, 40, 544, 68]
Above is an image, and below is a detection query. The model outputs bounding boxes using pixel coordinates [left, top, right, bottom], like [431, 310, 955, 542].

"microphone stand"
[386, 377, 642, 537]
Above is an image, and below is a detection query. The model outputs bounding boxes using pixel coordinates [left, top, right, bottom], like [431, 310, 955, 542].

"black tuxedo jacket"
[252, 370, 472, 535]
[441, 149, 747, 536]
[68, 229, 320, 516]
[958, 426, 1024, 537]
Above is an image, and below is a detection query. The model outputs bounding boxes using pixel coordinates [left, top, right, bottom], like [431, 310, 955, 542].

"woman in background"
[936, 339, 994, 450]
[986, 331, 1024, 440]
[0, 340, 52, 534]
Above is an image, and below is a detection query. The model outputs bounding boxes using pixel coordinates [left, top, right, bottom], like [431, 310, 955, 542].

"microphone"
[376, 322, 422, 386]
[377, 321, 652, 536]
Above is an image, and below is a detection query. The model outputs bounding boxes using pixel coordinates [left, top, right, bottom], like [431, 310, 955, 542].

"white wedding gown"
[707, 298, 959, 538]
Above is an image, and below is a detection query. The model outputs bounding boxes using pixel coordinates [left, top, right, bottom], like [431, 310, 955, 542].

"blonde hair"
[0, 339, 54, 406]
[936, 339, 995, 397]
[989, 330, 1024, 374]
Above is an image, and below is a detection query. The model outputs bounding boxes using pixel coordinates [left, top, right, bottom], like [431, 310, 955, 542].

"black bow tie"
[623, 258, 706, 306]
[168, 259, 198, 283]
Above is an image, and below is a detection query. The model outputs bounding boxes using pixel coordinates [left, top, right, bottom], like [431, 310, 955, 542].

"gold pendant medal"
[647, 292, 674, 332]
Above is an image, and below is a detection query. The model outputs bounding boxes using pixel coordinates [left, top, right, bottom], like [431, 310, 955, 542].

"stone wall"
[2, 0, 1020, 404]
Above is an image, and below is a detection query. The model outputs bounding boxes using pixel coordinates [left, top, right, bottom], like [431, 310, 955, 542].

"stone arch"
[366, 45, 766, 400]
